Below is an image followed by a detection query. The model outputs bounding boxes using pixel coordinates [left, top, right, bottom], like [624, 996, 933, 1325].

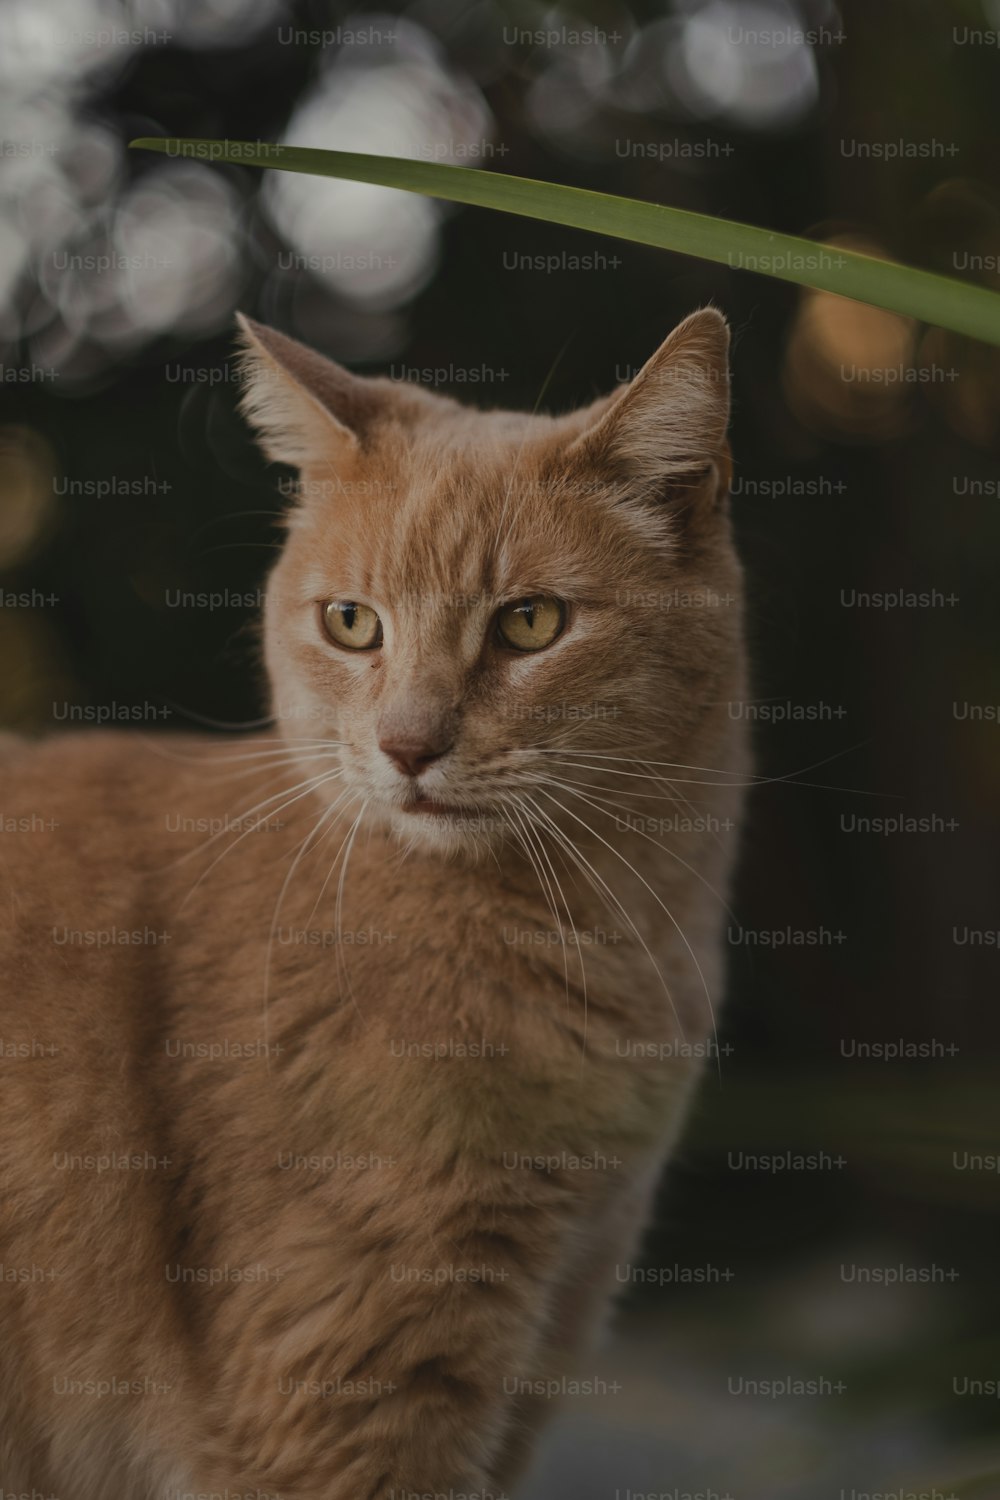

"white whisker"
[519, 790, 684, 1043]
[261, 793, 352, 1071]
[504, 792, 591, 1064]
[176, 767, 346, 910]
[533, 787, 721, 1070]
[333, 800, 370, 1024]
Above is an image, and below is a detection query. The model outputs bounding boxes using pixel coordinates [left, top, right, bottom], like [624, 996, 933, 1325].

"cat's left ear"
[568, 307, 731, 512]
[234, 314, 379, 472]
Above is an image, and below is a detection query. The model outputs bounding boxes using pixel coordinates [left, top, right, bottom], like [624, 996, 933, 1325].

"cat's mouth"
[405, 795, 483, 819]
[386, 792, 508, 842]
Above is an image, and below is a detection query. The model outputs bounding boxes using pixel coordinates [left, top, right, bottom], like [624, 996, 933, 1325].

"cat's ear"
[569, 307, 731, 509]
[234, 314, 378, 471]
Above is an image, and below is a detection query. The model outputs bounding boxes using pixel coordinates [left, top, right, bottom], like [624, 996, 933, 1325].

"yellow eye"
[322, 601, 383, 651]
[496, 596, 566, 653]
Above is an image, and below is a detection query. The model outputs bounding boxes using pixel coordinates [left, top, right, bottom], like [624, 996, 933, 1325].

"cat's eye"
[495, 596, 566, 653]
[322, 601, 383, 651]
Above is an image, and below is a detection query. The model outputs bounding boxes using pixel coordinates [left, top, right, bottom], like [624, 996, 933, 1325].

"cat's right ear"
[234, 314, 377, 472]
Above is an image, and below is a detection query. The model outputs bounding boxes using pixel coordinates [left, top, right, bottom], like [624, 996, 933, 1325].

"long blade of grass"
[129, 138, 1000, 346]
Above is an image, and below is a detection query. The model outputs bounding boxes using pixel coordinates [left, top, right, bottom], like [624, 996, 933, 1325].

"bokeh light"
[668, 0, 826, 128]
[263, 16, 494, 313]
[0, 425, 58, 568]
[129, 0, 285, 50]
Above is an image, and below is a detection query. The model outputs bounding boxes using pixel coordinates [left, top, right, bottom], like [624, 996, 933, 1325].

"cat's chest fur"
[151, 770, 713, 1173]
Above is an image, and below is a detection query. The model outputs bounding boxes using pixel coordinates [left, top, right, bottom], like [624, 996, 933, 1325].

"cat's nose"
[379, 738, 453, 778]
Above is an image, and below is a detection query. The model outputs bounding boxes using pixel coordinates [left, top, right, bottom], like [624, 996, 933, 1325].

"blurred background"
[1, 0, 999, 1494]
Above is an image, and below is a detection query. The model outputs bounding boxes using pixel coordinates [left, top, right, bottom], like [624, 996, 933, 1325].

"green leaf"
[129, 138, 1000, 347]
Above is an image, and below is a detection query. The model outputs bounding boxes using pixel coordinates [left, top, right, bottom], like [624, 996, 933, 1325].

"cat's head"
[236, 310, 743, 854]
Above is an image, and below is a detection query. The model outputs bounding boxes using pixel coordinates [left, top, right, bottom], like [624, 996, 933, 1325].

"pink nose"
[379, 739, 452, 778]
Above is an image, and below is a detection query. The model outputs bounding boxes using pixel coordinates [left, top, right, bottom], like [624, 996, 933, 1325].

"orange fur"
[0, 310, 746, 1498]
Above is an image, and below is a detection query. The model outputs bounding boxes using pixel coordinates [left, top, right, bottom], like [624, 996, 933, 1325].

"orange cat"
[0, 308, 746, 1498]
